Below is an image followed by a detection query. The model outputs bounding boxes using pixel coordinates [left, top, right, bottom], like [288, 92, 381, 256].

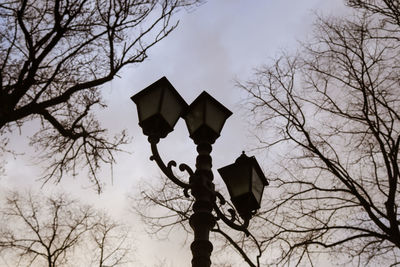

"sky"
[2, 0, 348, 266]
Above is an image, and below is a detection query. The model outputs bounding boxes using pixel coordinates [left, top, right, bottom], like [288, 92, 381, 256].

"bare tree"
[90, 213, 132, 267]
[236, 6, 400, 267]
[0, 191, 133, 267]
[0, 0, 201, 192]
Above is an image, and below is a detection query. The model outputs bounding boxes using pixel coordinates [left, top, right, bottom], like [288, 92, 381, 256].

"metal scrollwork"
[179, 163, 194, 177]
[213, 191, 250, 236]
[148, 137, 191, 192]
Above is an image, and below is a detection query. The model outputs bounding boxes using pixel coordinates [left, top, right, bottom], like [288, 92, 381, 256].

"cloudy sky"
[2, 0, 348, 266]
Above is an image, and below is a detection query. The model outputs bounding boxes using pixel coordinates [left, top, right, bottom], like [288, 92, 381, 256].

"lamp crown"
[235, 151, 250, 163]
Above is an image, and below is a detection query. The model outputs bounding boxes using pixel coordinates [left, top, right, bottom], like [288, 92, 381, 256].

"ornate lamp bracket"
[148, 136, 192, 197]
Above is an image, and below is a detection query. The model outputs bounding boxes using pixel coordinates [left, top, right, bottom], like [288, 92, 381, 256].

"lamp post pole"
[190, 142, 215, 267]
[131, 77, 268, 266]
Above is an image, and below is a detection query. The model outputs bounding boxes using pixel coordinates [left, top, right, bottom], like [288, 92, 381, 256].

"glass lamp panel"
[205, 100, 227, 135]
[185, 100, 204, 135]
[251, 168, 264, 204]
[136, 87, 162, 122]
[160, 86, 185, 128]
[226, 166, 250, 198]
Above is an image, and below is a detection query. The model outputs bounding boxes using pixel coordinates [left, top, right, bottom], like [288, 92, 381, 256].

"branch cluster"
[0, 0, 201, 191]
[0, 190, 133, 267]
[237, 2, 400, 265]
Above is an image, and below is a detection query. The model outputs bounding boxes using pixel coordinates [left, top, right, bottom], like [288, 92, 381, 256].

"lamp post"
[131, 77, 268, 267]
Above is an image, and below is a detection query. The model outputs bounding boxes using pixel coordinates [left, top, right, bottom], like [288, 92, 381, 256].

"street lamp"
[131, 77, 268, 267]
[218, 152, 268, 221]
[183, 91, 232, 145]
[131, 77, 188, 139]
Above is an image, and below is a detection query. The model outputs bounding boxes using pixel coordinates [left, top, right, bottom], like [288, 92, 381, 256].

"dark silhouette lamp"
[130, 77, 188, 139]
[183, 91, 232, 144]
[218, 152, 268, 220]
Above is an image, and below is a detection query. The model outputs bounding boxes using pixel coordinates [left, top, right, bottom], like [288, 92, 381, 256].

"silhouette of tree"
[0, 0, 200, 192]
[135, 2, 400, 266]
[237, 6, 400, 267]
[0, 191, 133, 267]
[90, 213, 132, 267]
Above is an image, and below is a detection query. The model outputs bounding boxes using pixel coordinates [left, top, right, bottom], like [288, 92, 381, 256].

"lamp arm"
[149, 138, 191, 192]
[213, 192, 250, 236]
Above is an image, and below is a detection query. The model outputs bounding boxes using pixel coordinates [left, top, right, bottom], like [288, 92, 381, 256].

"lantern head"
[218, 152, 268, 220]
[131, 77, 188, 139]
[183, 91, 232, 144]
